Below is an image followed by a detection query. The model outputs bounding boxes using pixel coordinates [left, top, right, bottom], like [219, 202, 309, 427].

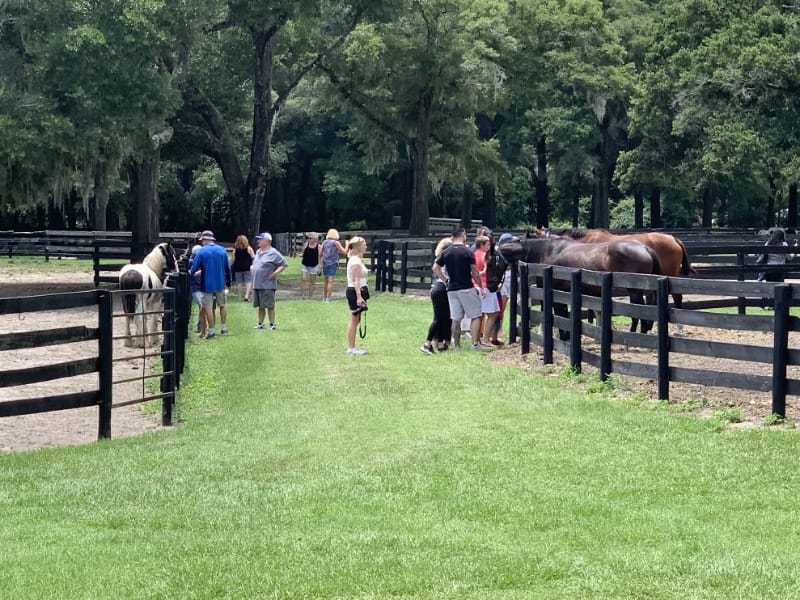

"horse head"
[144, 242, 178, 281]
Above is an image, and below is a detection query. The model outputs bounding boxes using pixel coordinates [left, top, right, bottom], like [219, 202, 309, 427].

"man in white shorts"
[432, 227, 490, 351]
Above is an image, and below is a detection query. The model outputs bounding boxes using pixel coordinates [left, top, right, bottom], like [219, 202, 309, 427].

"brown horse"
[494, 237, 661, 337]
[529, 228, 695, 332]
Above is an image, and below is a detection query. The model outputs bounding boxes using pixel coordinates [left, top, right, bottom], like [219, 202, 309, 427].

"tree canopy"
[1, 0, 799, 236]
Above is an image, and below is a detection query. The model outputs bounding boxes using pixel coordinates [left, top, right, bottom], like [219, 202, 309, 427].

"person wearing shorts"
[320, 228, 349, 302]
[299, 232, 322, 299]
[251, 232, 288, 329]
[189, 230, 232, 339]
[231, 235, 255, 301]
[432, 227, 490, 351]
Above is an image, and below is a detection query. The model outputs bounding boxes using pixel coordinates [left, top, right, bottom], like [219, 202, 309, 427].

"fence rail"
[511, 263, 800, 417]
[0, 268, 191, 442]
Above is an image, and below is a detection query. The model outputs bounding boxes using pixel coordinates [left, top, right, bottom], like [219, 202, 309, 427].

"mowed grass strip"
[2, 276, 800, 598]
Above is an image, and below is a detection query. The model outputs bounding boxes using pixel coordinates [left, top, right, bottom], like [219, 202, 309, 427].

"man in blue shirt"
[189, 230, 232, 338]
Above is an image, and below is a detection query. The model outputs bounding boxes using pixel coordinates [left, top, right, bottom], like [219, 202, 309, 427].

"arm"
[350, 262, 365, 304]
[432, 262, 446, 283]
[470, 264, 485, 295]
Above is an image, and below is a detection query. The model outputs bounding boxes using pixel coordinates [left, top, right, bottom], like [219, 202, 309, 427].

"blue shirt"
[189, 243, 232, 293]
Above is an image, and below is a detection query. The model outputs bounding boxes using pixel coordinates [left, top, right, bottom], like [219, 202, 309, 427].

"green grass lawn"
[3, 280, 800, 598]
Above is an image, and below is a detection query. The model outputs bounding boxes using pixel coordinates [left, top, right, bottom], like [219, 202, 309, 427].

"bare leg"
[348, 314, 360, 349]
[482, 313, 498, 345]
[258, 307, 266, 325]
[470, 316, 482, 346]
[267, 307, 276, 326]
[308, 274, 317, 298]
[451, 319, 461, 349]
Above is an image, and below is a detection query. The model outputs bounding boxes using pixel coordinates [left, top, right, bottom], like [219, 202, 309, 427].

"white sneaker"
[269, 323, 276, 330]
[346, 347, 367, 355]
[471, 343, 492, 351]
[254, 323, 264, 329]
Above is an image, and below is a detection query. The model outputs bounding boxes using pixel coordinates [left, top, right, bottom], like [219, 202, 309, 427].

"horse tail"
[676, 238, 696, 276]
[646, 246, 662, 275]
[119, 269, 143, 315]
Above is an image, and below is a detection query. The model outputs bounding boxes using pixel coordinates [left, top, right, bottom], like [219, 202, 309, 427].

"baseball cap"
[255, 232, 272, 241]
[199, 230, 215, 241]
[498, 233, 518, 244]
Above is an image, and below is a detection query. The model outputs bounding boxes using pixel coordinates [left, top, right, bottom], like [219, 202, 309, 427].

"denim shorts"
[322, 264, 338, 277]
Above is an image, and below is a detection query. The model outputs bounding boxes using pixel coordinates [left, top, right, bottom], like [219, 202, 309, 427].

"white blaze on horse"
[119, 242, 178, 348]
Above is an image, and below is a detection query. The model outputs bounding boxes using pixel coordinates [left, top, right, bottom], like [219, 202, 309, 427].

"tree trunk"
[789, 183, 798, 229]
[702, 187, 713, 228]
[408, 89, 433, 235]
[481, 183, 496, 230]
[571, 189, 580, 227]
[534, 135, 549, 228]
[94, 168, 108, 231]
[461, 183, 474, 228]
[130, 155, 161, 260]
[244, 29, 276, 239]
[649, 186, 661, 228]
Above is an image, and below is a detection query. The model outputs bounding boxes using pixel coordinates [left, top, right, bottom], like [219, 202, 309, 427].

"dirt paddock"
[1, 271, 164, 452]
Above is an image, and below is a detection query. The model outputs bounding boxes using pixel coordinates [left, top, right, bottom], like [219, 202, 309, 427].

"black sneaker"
[420, 344, 434, 355]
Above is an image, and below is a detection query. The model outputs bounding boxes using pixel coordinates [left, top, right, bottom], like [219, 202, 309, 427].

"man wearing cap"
[251, 232, 288, 330]
[189, 230, 232, 339]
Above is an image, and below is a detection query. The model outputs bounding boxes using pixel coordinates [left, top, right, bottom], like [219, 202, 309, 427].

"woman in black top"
[300, 232, 322, 299]
[232, 234, 255, 301]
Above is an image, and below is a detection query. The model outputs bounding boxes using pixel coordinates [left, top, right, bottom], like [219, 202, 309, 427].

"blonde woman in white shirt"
[345, 236, 369, 355]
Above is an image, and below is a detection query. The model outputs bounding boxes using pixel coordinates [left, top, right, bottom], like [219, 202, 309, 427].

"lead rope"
[358, 311, 367, 339]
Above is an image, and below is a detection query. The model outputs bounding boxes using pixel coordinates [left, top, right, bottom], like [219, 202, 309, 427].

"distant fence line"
[0, 269, 191, 441]
[509, 262, 800, 418]
[0, 230, 195, 286]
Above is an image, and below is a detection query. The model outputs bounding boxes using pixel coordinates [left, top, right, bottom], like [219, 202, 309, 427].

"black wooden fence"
[510, 263, 800, 418]
[0, 269, 191, 441]
[0, 230, 195, 285]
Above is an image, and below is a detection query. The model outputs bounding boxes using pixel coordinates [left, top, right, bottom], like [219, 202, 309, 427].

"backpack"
[485, 252, 505, 293]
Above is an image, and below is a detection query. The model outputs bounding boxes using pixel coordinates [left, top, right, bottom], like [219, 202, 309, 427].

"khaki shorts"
[447, 288, 482, 320]
[253, 289, 276, 309]
[200, 290, 227, 309]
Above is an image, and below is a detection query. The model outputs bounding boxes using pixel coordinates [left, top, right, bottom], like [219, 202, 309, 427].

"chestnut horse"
[529, 228, 695, 333]
[494, 237, 661, 338]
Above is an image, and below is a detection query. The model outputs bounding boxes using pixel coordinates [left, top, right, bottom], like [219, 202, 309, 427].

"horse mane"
[548, 227, 591, 240]
[142, 243, 174, 280]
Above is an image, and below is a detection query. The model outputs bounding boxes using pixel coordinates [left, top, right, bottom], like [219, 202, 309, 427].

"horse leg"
[672, 293, 684, 336]
[124, 314, 134, 347]
[134, 296, 147, 348]
[628, 291, 643, 333]
[555, 303, 570, 341]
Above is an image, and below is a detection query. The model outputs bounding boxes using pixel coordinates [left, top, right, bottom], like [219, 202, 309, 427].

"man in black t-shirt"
[432, 227, 491, 351]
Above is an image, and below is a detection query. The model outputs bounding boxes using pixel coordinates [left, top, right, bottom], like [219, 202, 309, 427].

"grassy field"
[3, 266, 800, 598]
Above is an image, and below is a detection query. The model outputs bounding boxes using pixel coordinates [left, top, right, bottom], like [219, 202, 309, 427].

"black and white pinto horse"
[119, 242, 178, 348]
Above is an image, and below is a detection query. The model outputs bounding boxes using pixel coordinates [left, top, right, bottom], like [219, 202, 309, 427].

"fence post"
[161, 286, 175, 426]
[657, 277, 670, 401]
[375, 241, 384, 291]
[400, 241, 408, 294]
[771, 284, 791, 418]
[97, 290, 113, 439]
[520, 263, 530, 355]
[599, 272, 613, 381]
[388, 242, 396, 293]
[93, 240, 101, 287]
[569, 270, 582, 372]
[736, 251, 746, 314]
[541, 266, 553, 364]
[508, 264, 518, 345]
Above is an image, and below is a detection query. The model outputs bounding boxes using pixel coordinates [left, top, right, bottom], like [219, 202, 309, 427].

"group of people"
[423, 226, 512, 354]
[187, 227, 370, 354]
